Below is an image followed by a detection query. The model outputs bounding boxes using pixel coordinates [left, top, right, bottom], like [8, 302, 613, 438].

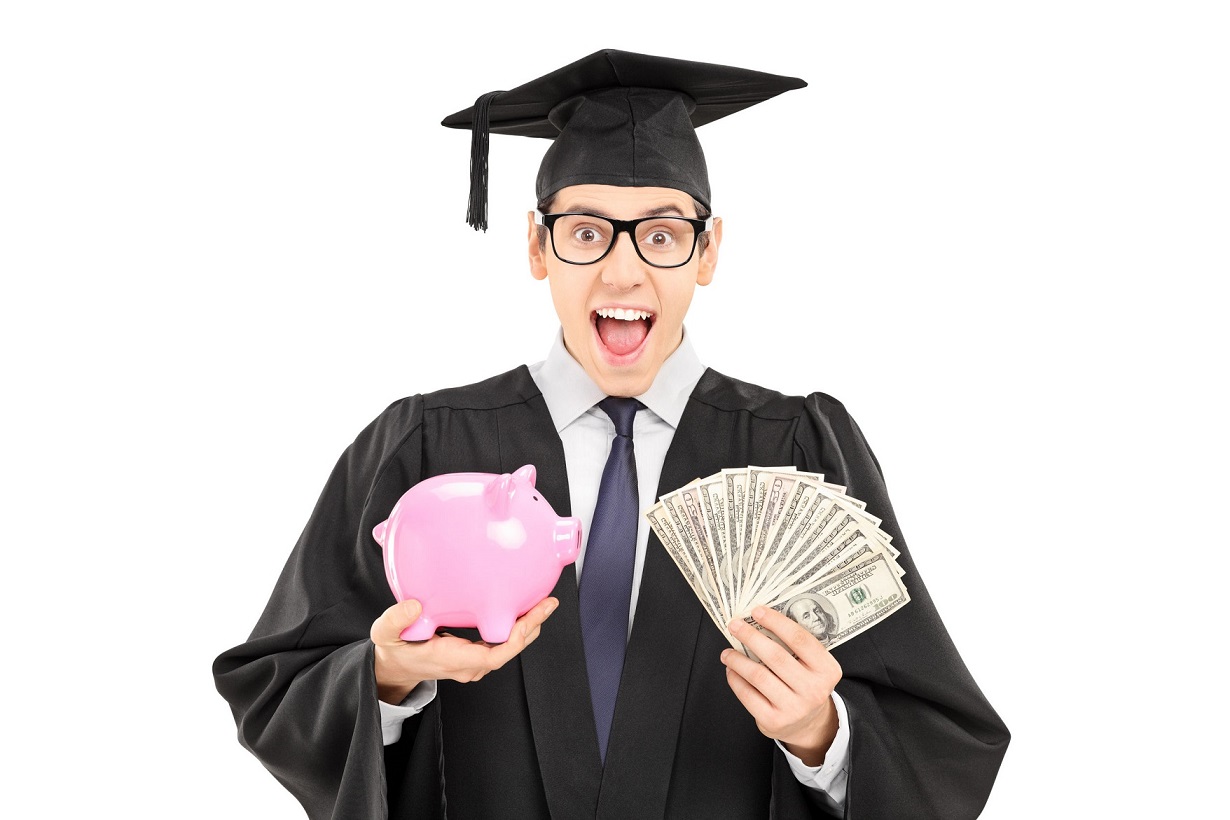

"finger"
[504, 598, 559, 649]
[729, 616, 812, 694]
[519, 597, 559, 632]
[724, 662, 775, 726]
[453, 598, 557, 672]
[370, 599, 422, 645]
[740, 607, 841, 688]
[721, 645, 792, 706]
[515, 619, 546, 650]
[481, 601, 556, 669]
[413, 633, 502, 680]
[373, 598, 559, 683]
[440, 598, 556, 648]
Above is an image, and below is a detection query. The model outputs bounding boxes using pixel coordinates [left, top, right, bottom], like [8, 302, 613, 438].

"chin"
[592, 370, 656, 399]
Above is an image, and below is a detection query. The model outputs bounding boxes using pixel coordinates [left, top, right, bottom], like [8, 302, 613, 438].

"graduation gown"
[213, 365, 1010, 819]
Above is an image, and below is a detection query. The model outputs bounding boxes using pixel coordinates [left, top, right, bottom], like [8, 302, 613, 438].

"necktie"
[579, 396, 643, 763]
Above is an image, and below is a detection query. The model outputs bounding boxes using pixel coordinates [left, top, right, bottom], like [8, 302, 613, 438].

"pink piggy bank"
[372, 464, 581, 643]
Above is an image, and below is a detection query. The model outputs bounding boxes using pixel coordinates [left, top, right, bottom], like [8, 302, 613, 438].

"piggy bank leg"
[476, 612, 516, 645]
[400, 615, 438, 642]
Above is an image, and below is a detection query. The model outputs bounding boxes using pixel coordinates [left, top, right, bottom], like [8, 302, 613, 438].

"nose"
[600, 231, 647, 291]
[555, 517, 581, 564]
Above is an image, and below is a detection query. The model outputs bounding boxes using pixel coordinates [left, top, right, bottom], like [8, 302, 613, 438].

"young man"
[214, 50, 1009, 819]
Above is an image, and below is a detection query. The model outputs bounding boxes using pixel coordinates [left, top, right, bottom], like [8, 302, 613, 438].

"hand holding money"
[721, 605, 843, 765]
[647, 466, 910, 657]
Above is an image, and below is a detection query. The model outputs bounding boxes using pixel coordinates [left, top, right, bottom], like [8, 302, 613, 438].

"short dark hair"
[535, 193, 712, 257]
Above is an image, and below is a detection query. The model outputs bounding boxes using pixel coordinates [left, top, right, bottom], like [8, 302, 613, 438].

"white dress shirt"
[378, 328, 849, 810]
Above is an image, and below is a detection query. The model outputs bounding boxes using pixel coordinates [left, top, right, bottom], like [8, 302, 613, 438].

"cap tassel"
[467, 90, 504, 232]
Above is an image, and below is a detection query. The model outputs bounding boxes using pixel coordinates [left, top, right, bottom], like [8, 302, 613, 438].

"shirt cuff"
[774, 689, 850, 812]
[378, 680, 438, 745]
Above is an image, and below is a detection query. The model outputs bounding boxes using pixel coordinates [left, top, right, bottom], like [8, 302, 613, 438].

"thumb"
[395, 598, 423, 627]
[371, 598, 422, 644]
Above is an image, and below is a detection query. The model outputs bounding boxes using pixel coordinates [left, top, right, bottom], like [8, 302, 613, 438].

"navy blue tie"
[579, 396, 643, 763]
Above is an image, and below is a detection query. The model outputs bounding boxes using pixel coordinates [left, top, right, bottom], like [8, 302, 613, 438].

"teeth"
[596, 308, 652, 321]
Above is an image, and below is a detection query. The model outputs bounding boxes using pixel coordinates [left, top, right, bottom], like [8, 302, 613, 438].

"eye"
[640, 225, 678, 249]
[572, 226, 606, 244]
[533, 495, 539, 501]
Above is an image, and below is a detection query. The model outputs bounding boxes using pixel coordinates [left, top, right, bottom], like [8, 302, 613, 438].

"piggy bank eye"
[533, 495, 539, 501]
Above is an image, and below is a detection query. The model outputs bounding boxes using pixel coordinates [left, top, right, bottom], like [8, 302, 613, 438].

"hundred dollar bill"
[677, 479, 734, 620]
[791, 475, 900, 557]
[742, 468, 788, 602]
[787, 513, 878, 585]
[760, 482, 831, 569]
[771, 529, 903, 606]
[739, 467, 766, 593]
[763, 490, 898, 597]
[749, 553, 910, 652]
[825, 520, 899, 575]
[660, 487, 730, 624]
[746, 526, 864, 615]
[823, 540, 905, 580]
[739, 476, 830, 610]
[646, 502, 737, 646]
[789, 469, 855, 506]
[695, 475, 734, 605]
[720, 468, 750, 610]
[785, 474, 900, 558]
[818, 495, 899, 558]
[751, 491, 845, 597]
[740, 466, 795, 599]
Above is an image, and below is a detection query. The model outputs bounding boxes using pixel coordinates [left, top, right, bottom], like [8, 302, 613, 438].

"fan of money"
[646, 466, 910, 657]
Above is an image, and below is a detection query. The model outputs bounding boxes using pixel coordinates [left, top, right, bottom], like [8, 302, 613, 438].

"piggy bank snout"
[555, 517, 581, 564]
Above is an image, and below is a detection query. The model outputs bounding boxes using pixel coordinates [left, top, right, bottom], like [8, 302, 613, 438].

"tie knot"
[598, 397, 643, 438]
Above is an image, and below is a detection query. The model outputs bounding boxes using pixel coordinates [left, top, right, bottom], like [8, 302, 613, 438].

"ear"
[696, 216, 721, 287]
[512, 464, 537, 487]
[528, 210, 549, 281]
[484, 473, 513, 517]
[372, 519, 389, 548]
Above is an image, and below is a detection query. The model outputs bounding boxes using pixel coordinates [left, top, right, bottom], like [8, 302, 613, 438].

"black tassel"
[466, 90, 504, 232]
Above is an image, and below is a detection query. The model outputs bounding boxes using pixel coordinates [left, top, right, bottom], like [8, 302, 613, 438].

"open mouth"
[591, 306, 655, 362]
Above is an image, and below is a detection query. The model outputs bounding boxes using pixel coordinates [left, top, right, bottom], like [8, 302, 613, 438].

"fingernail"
[545, 600, 557, 616]
[720, 649, 731, 662]
[752, 607, 766, 619]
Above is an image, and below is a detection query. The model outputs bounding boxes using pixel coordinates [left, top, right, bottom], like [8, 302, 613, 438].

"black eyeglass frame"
[534, 210, 715, 269]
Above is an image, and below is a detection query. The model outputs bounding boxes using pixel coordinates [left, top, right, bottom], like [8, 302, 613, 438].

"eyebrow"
[642, 205, 687, 217]
[559, 203, 690, 219]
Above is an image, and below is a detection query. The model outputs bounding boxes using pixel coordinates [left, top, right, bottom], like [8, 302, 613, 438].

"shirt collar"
[530, 327, 706, 432]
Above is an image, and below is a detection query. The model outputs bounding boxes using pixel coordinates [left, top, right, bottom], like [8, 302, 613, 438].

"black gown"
[213, 365, 1010, 819]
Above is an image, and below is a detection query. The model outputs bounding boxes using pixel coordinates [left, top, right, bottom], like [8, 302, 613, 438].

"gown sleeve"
[793, 392, 1011, 820]
[212, 396, 427, 820]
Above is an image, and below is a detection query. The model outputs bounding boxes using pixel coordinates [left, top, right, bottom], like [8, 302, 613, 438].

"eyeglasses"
[535, 211, 714, 268]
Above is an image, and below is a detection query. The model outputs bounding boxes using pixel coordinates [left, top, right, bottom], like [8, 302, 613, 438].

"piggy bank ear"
[372, 519, 389, 548]
[512, 464, 537, 488]
[484, 474, 513, 518]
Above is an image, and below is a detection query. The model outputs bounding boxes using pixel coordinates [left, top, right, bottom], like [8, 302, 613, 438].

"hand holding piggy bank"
[373, 465, 581, 644]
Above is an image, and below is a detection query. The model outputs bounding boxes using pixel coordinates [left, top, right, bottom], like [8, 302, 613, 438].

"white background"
[3, 2, 1227, 817]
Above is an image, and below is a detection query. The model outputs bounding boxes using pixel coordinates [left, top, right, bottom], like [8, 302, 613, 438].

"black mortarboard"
[442, 49, 807, 230]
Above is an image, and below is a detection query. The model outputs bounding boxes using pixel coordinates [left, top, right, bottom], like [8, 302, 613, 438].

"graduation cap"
[442, 49, 807, 231]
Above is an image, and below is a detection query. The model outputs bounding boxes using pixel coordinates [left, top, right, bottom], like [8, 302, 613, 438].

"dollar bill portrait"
[785, 594, 840, 644]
